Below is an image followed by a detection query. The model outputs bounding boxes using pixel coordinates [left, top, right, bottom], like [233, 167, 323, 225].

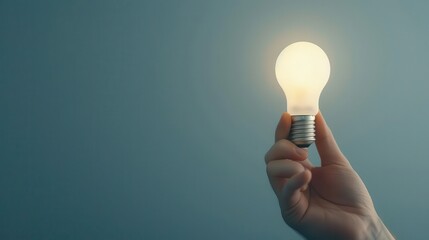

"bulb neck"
[289, 115, 316, 148]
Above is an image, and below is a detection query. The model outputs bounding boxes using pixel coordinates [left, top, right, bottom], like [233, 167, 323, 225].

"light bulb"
[275, 41, 330, 148]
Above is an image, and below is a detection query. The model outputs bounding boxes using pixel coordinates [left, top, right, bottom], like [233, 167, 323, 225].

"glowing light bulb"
[275, 41, 330, 148]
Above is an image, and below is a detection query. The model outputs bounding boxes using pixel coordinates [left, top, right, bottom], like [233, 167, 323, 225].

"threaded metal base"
[289, 115, 316, 148]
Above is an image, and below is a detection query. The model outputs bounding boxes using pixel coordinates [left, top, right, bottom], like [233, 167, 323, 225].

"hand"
[265, 112, 394, 240]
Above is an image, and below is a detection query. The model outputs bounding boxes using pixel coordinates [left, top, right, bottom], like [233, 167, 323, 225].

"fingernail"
[295, 147, 307, 158]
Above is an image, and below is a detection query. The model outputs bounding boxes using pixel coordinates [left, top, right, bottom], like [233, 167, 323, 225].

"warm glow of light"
[275, 42, 330, 115]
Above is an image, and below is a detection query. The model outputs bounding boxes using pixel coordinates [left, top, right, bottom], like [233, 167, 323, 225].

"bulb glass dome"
[275, 42, 330, 115]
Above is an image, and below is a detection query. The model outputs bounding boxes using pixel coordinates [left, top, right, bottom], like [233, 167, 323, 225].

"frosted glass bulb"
[275, 42, 331, 148]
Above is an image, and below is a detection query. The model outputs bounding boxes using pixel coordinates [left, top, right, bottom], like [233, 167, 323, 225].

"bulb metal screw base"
[289, 115, 316, 148]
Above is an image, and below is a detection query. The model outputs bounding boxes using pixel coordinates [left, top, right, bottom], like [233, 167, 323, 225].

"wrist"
[366, 215, 395, 240]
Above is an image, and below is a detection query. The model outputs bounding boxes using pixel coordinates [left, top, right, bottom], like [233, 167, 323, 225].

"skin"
[265, 112, 395, 240]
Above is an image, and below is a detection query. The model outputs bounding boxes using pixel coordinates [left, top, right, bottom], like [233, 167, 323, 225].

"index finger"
[275, 112, 292, 142]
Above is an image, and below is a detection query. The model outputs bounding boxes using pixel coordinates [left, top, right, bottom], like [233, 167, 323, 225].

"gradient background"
[1, 1, 428, 239]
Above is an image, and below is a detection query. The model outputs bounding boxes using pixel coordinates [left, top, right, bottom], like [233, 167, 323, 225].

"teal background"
[1, 1, 428, 239]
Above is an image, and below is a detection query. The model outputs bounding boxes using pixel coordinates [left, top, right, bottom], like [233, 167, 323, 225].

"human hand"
[265, 112, 394, 239]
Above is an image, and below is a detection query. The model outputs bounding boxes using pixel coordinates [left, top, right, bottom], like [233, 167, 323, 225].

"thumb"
[315, 112, 350, 167]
